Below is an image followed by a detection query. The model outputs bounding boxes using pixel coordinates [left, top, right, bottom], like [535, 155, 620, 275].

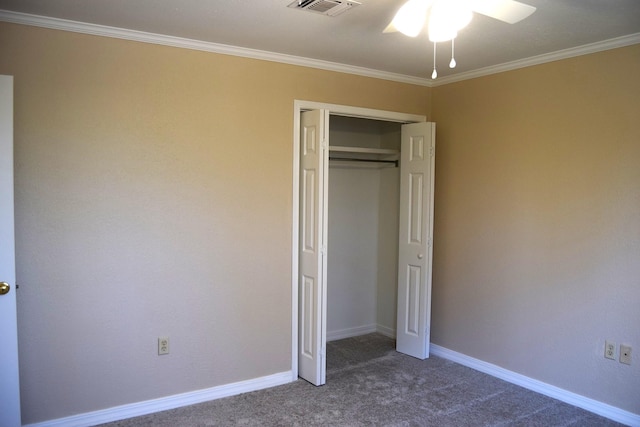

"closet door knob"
[417, 254, 424, 260]
[0, 282, 10, 295]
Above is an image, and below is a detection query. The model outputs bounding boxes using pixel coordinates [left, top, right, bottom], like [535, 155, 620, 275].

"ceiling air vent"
[288, 0, 361, 17]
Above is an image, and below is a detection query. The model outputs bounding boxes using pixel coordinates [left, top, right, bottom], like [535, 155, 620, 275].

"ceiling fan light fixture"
[428, 23, 457, 42]
[384, 0, 536, 79]
[427, 0, 472, 42]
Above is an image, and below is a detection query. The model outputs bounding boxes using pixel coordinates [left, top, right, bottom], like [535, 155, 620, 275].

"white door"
[298, 109, 329, 386]
[396, 122, 435, 359]
[0, 75, 21, 426]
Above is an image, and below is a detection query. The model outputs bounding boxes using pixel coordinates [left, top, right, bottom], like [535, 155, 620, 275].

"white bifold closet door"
[298, 110, 329, 386]
[396, 122, 435, 360]
[298, 111, 435, 386]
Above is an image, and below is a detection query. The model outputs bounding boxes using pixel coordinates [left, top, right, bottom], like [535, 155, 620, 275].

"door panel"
[301, 275, 315, 357]
[301, 169, 316, 252]
[405, 264, 421, 335]
[409, 173, 424, 243]
[397, 122, 435, 359]
[298, 109, 328, 386]
[0, 75, 21, 426]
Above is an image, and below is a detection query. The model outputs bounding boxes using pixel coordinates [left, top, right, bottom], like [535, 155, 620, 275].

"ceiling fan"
[384, 0, 537, 78]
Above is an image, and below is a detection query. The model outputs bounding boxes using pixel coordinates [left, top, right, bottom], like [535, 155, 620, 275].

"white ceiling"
[1, 0, 639, 85]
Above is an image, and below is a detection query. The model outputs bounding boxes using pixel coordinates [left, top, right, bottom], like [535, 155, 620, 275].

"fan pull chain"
[450, 38, 457, 68]
[432, 42, 438, 79]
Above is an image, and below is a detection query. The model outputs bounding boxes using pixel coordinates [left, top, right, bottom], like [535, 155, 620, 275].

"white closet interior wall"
[327, 116, 401, 341]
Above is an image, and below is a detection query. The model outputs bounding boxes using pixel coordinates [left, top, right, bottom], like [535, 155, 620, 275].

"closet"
[327, 116, 402, 342]
[297, 104, 435, 387]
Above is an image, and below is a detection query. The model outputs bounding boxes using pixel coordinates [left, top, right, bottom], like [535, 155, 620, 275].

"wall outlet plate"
[158, 337, 170, 355]
[620, 344, 631, 365]
[604, 341, 616, 360]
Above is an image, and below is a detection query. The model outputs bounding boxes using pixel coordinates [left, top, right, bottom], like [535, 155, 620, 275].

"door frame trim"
[291, 100, 426, 379]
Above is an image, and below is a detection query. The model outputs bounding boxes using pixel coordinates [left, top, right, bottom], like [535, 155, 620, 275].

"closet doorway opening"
[291, 101, 435, 386]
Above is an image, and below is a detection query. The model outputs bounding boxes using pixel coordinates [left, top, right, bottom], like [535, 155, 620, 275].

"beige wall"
[431, 45, 640, 413]
[0, 22, 429, 424]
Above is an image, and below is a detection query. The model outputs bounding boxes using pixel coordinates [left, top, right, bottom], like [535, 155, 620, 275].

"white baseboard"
[327, 324, 377, 341]
[24, 371, 294, 427]
[326, 324, 397, 342]
[376, 324, 396, 339]
[29, 343, 637, 427]
[430, 344, 640, 427]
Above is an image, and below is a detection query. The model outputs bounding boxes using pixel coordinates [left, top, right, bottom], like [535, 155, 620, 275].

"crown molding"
[2, 10, 639, 88]
[431, 32, 640, 86]
[0, 10, 431, 87]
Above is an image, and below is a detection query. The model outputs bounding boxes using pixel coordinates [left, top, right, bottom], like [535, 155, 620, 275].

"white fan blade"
[472, 0, 536, 24]
[383, 0, 431, 36]
[383, 22, 399, 33]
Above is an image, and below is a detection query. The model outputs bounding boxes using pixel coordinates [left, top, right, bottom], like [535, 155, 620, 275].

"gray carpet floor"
[100, 334, 623, 426]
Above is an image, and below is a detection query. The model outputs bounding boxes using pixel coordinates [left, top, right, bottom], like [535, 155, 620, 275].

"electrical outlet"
[604, 341, 616, 360]
[620, 345, 632, 365]
[158, 337, 170, 355]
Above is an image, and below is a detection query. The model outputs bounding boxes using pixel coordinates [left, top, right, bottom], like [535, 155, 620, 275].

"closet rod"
[329, 157, 398, 167]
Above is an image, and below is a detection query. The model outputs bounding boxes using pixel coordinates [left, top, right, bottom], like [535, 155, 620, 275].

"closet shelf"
[329, 146, 399, 155]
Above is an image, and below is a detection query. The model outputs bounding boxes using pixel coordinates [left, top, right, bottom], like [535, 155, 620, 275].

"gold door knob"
[0, 282, 10, 295]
